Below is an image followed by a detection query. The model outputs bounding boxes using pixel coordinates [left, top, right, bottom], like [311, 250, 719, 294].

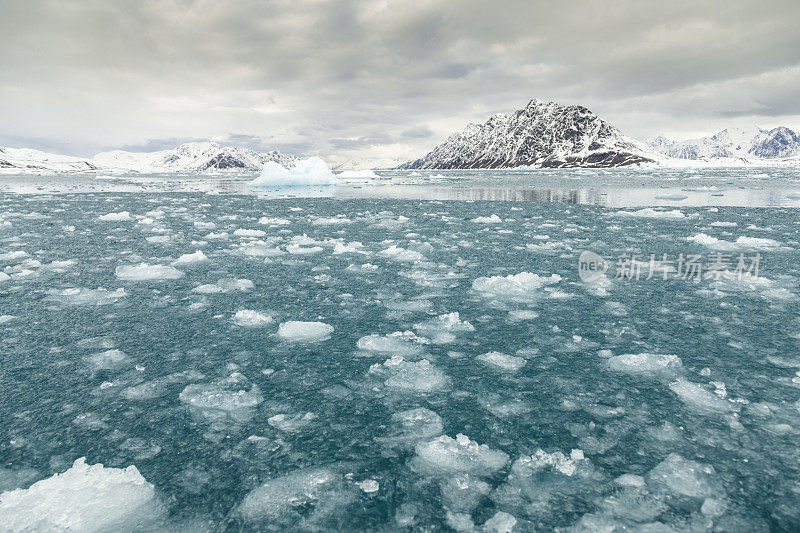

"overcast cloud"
[1, 0, 799, 164]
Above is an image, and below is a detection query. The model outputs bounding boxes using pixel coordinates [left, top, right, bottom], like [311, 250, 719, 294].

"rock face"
[93, 142, 298, 172]
[650, 127, 800, 160]
[399, 99, 658, 169]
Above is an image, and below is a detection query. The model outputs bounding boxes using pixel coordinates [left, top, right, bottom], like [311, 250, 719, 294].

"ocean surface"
[1, 168, 799, 531]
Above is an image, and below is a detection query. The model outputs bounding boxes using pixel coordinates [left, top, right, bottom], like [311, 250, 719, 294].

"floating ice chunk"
[701, 497, 728, 517]
[669, 380, 734, 414]
[477, 352, 526, 372]
[688, 233, 783, 251]
[410, 434, 509, 476]
[614, 208, 686, 219]
[218, 278, 254, 291]
[614, 474, 646, 487]
[376, 408, 443, 449]
[234, 228, 267, 238]
[46, 287, 127, 306]
[710, 221, 737, 227]
[121, 370, 204, 401]
[379, 245, 425, 262]
[249, 158, 338, 187]
[179, 373, 263, 423]
[0, 458, 164, 532]
[83, 349, 129, 371]
[192, 283, 223, 294]
[0, 272, 9, 282]
[413, 312, 474, 344]
[735, 236, 781, 249]
[277, 321, 334, 342]
[477, 394, 532, 417]
[0, 315, 16, 325]
[268, 412, 317, 432]
[333, 241, 364, 254]
[483, 511, 517, 533]
[606, 353, 682, 374]
[98, 211, 132, 221]
[369, 356, 450, 392]
[286, 243, 323, 255]
[232, 310, 273, 328]
[356, 479, 379, 493]
[258, 217, 291, 225]
[312, 216, 351, 225]
[0, 251, 28, 261]
[472, 272, 561, 303]
[115, 263, 183, 281]
[236, 468, 355, 527]
[472, 214, 502, 223]
[172, 250, 208, 265]
[507, 309, 539, 322]
[356, 331, 429, 357]
[646, 453, 717, 498]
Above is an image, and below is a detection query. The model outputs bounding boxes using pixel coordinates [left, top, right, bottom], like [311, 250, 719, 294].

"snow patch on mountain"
[650, 127, 800, 162]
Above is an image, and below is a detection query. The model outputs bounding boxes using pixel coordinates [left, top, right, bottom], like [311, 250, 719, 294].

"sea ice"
[413, 312, 474, 344]
[614, 208, 686, 219]
[646, 453, 717, 498]
[356, 331, 429, 357]
[179, 373, 263, 423]
[472, 272, 561, 303]
[268, 412, 317, 432]
[277, 321, 334, 342]
[669, 380, 734, 414]
[115, 263, 184, 281]
[606, 353, 682, 374]
[376, 408, 443, 448]
[236, 468, 355, 527]
[232, 310, 273, 327]
[476, 351, 526, 372]
[249, 157, 338, 187]
[0, 458, 164, 532]
[410, 434, 509, 476]
[172, 250, 208, 265]
[472, 214, 502, 223]
[45, 288, 127, 306]
[379, 245, 425, 262]
[258, 217, 291, 225]
[369, 356, 450, 392]
[98, 211, 133, 221]
[233, 228, 267, 237]
[83, 349, 129, 371]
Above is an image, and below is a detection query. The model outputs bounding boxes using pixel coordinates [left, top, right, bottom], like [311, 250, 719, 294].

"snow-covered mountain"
[0, 146, 100, 173]
[0, 142, 298, 173]
[650, 127, 800, 161]
[93, 142, 297, 172]
[399, 99, 660, 169]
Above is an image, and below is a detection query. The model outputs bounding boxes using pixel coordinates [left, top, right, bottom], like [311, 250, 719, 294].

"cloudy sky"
[1, 0, 799, 165]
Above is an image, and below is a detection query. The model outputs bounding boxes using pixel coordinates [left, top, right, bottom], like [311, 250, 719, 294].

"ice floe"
[413, 312, 474, 344]
[172, 250, 208, 265]
[232, 310, 273, 327]
[98, 211, 133, 221]
[115, 263, 184, 281]
[606, 353, 682, 374]
[410, 434, 509, 476]
[476, 351, 526, 372]
[277, 321, 334, 342]
[356, 331, 429, 357]
[368, 356, 450, 392]
[614, 208, 686, 219]
[0, 458, 164, 532]
[472, 272, 561, 303]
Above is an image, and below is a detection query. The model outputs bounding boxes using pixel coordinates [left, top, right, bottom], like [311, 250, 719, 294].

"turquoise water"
[1, 170, 800, 531]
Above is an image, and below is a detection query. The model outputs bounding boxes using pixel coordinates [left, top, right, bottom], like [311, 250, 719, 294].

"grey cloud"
[401, 126, 434, 139]
[0, 0, 798, 163]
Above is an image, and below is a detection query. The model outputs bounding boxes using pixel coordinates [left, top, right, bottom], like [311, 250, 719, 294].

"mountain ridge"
[398, 99, 661, 169]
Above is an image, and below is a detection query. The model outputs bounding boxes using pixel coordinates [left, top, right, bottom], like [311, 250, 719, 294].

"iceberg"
[249, 157, 338, 187]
